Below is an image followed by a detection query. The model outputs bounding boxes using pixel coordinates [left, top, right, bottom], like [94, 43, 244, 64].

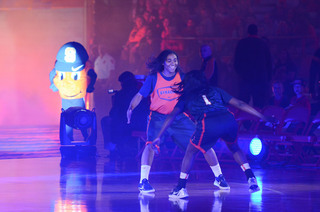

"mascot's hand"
[86, 85, 95, 93]
[86, 69, 97, 93]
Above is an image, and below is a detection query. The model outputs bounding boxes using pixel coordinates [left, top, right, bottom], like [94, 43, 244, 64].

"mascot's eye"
[59, 72, 65, 80]
[71, 72, 80, 80]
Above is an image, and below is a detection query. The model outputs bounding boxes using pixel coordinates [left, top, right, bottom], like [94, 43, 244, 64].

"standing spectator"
[94, 44, 116, 119]
[200, 44, 218, 86]
[234, 24, 272, 108]
[94, 45, 115, 83]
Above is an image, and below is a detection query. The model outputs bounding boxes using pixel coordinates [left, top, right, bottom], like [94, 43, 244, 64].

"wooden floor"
[0, 126, 320, 211]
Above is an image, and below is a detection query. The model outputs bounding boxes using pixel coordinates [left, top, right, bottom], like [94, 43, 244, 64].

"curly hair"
[174, 70, 210, 101]
[146, 49, 182, 74]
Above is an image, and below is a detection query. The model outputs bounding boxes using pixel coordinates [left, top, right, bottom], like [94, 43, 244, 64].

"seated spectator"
[268, 81, 290, 108]
[160, 18, 183, 52]
[287, 79, 311, 111]
[195, 8, 214, 37]
[138, 29, 160, 72]
[121, 16, 147, 65]
[282, 79, 311, 135]
[182, 18, 197, 37]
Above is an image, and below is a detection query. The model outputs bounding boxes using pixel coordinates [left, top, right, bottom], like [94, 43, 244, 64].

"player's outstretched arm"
[229, 97, 276, 123]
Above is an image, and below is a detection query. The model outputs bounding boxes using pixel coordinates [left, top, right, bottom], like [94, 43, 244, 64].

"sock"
[210, 164, 222, 178]
[180, 172, 189, 179]
[240, 163, 250, 171]
[244, 169, 255, 180]
[177, 178, 187, 189]
[240, 163, 255, 180]
[140, 165, 151, 183]
[176, 172, 189, 189]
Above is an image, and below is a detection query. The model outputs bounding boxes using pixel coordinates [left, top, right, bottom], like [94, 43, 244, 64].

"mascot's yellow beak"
[53, 70, 88, 99]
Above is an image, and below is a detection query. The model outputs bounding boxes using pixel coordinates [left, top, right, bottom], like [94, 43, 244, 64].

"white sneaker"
[168, 187, 189, 199]
[248, 177, 260, 193]
[214, 174, 231, 190]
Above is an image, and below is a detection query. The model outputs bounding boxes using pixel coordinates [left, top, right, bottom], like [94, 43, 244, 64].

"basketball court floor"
[0, 126, 319, 211]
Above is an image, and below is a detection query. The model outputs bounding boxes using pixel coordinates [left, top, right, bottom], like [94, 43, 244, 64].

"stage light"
[248, 136, 268, 162]
[59, 107, 97, 159]
[64, 107, 95, 130]
[250, 137, 263, 156]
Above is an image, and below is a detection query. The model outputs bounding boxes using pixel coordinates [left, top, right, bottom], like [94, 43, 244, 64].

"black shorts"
[191, 111, 238, 153]
[147, 111, 195, 151]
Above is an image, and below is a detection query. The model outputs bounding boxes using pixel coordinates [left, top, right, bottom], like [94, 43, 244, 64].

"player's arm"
[127, 92, 143, 124]
[229, 97, 268, 121]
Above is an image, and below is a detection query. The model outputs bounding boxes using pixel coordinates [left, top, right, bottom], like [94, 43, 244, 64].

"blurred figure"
[93, 44, 115, 147]
[195, 8, 214, 37]
[106, 71, 149, 160]
[234, 24, 272, 108]
[182, 18, 197, 37]
[160, 18, 183, 52]
[268, 81, 290, 108]
[94, 44, 116, 115]
[309, 48, 320, 100]
[138, 29, 160, 73]
[273, 49, 298, 82]
[121, 16, 147, 65]
[273, 49, 298, 100]
[200, 44, 218, 86]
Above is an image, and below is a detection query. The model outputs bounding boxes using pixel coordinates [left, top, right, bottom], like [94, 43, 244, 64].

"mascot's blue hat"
[55, 41, 89, 72]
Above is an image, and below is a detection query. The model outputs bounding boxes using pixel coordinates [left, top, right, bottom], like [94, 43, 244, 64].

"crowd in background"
[92, 0, 320, 104]
[85, 0, 320, 160]
[89, 0, 320, 156]
[116, 0, 319, 74]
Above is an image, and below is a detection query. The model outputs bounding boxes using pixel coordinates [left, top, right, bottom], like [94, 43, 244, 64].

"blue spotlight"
[248, 136, 268, 162]
[250, 137, 263, 156]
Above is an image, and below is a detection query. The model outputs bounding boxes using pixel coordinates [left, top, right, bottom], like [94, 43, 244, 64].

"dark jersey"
[175, 87, 232, 121]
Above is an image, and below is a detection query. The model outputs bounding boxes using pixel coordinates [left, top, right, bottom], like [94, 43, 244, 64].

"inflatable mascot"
[50, 41, 97, 144]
